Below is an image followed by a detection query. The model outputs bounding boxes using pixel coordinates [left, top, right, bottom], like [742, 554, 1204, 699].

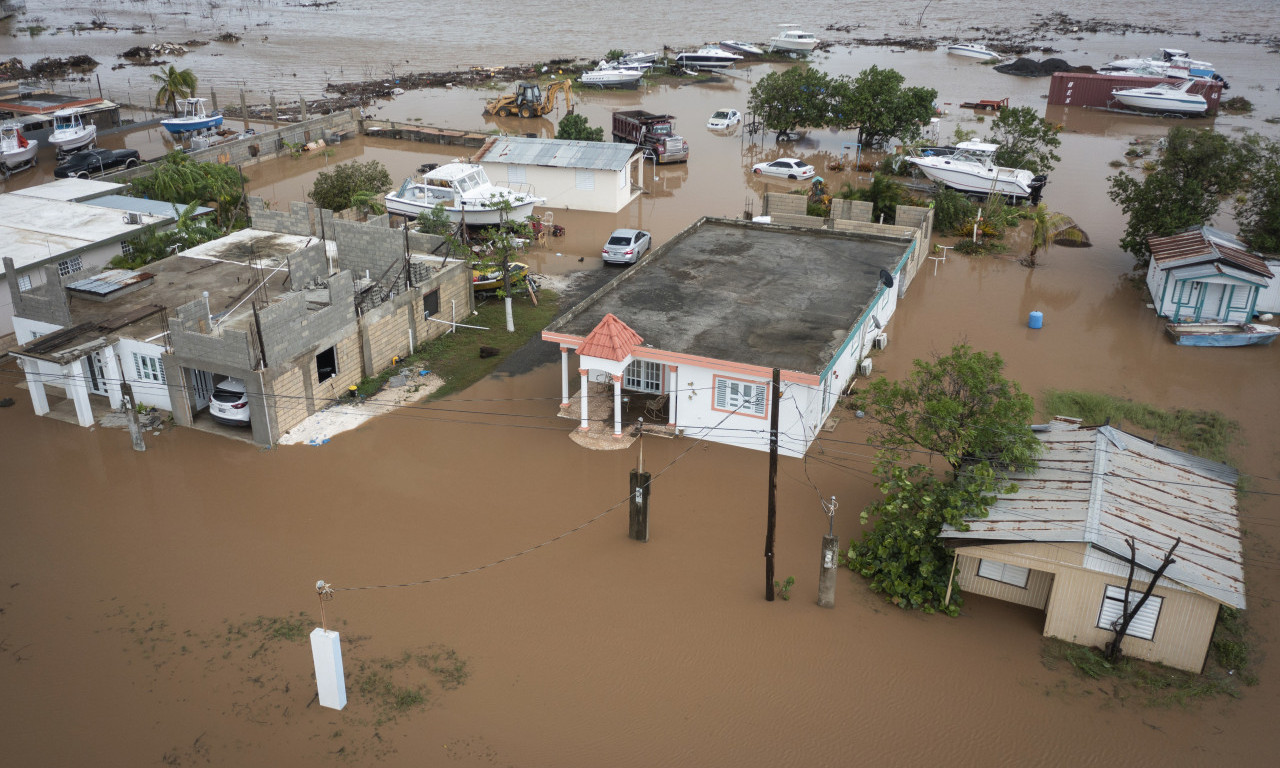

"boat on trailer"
[48, 110, 97, 154]
[1, 123, 37, 177]
[905, 141, 1047, 202]
[385, 162, 544, 226]
[1165, 322, 1280, 347]
[161, 98, 224, 134]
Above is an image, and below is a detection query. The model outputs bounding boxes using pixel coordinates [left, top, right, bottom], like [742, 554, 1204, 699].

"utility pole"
[1106, 536, 1181, 662]
[765, 368, 780, 601]
[120, 381, 146, 452]
[629, 418, 650, 542]
[817, 496, 838, 608]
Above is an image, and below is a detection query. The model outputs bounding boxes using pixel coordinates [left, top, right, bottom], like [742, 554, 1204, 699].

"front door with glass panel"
[85, 351, 109, 396]
[624, 360, 663, 393]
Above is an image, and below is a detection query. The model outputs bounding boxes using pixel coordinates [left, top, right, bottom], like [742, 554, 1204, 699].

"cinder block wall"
[896, 205, 933, 242]
[832, 199, 873, 222]
[357, 260, 473, 375]
[288, 240, 330, 289]
[3, 261, 71, 327]
[265, 333, 364, 435]
[333, 219, 405, 290]
[832, 219, 917, 239]
[764, 192, 807, 217]
[168, 299, 258, 370]
[257, 272, 357, 366]
[770, 213, 826, 229]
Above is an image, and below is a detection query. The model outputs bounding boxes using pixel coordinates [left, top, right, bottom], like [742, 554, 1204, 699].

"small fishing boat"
[1165, 322, 1280, 347]
[1111, 79, 1208, 115]
[47, 110, 97, 154]
[385, 162, 544, 226]
[947, 43, 1003, 60]
[1099, 48, 1228, 88]
[675, 46, 743, 69]
[471, 261, 530, 296]
[619, 51, 658, 66]
[768, 24, 819, 53]
[0, 123, 37, 177]
[161, 98, 224, 134]
[905, 141, 1047, 202]
[720, 40, 764, 56]
[580, 61, 645, 88]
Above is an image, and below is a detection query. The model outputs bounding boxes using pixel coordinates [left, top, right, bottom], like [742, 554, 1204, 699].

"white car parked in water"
[707, 108, 742, 130]
[751, 157, 815, 180]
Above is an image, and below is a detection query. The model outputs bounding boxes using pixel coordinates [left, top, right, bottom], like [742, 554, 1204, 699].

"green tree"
[309, 159, 393, 213]
[986, 106, 1062, 175]
[748, 65, 834, 139]
[849, 344, 1040, 474]
[128, 151, 246, 229]
[834, 65, 936, 149]
[931, 185, 976, 234]
[838, 174, 907, 224]
[151, 65, 198, 115]
[555, 113, 604, 142]
[415, 204, 454, 237]
[1023, 203, 1082, 267]
[1107, 127, 1245, 270]
[1235, 136, 1280, 254]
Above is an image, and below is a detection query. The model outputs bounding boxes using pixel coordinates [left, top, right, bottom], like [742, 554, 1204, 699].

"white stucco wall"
[491, 163, 634, 213]
[1, 243, 122, 337]
[115, 337, 174, 411]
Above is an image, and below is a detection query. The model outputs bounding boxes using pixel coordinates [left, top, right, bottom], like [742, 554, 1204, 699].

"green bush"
[309, 159, 393, 212]
[931, 186, 975, 232]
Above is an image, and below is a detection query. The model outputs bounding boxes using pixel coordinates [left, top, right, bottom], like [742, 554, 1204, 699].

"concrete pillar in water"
[299, 94, 308, 121]
[578, 368, 590, 431]
[817, 534, 839, 608]
[612, 374, 623, 437]
[269, 94, 278, 126]
[310, 628, 347, 710]
[559, 347, 570, 407]
[629, 469, 650, 542]
[239, 89, 249, 131]
[210, 89, 218, 112]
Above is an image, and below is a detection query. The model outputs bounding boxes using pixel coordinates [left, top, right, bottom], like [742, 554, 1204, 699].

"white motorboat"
[385, 162, 544, 226]
[161, 98, 224, 134]
[1, 123, 37, 177]
[619, 51, 658, 66]
[768, 24, 819, 53]
[947, 43, 1003, 60]
[1111, 79, 1208, 115]
[580, 61, 645, 88]
[720, 40, 764, 56]
[906, 141, 1047, 202]
[675, 46, 743, 69]
[1099, 48, 1227, 88]
[47, 110, 96, 153]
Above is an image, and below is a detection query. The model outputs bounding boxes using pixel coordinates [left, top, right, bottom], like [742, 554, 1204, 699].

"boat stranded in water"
[580, 60, 646, 88]
[1111, 79, 1208, 115]
[1, 123, 37, 177]
[1100, 48, 1228, 87]
[947, 42, 1004, 60]
[674, 46, 742, 70]
[906, 141, 1047, 202]
[1165, 322, 1280, 347]
[385, 163, 544, 226]
[768, 24, 819, 53]
[47, 110, 96, 154]
[719, 40, 764, 56]
[161, 98, 224, 134]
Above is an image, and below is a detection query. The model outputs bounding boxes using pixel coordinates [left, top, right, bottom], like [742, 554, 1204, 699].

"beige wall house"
[941, 418, 1246, 673]
[473, 136, 642, 213]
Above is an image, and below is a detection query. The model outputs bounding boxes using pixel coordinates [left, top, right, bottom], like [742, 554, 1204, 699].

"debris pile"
[994, 57, 1091, 77]
[120, 42, 190, 62]
[0, 57, 32, 80]
[29, 55, 99, 78]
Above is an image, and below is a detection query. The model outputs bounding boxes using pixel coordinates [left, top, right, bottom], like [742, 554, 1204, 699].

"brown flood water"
[4, 20, 1280, 768]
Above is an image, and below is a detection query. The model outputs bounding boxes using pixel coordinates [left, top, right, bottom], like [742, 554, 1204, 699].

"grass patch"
[352, 289, 560, 399]
[1041, 390, 1240, 464]
[1210, 606, 1259, 685]
[1041, 638, 1242, 706]
[348, 643, 470, 725]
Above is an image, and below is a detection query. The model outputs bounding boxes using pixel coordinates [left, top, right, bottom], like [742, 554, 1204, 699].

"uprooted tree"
[844, 345, 1040, 614]
[309, 159, 394, 214]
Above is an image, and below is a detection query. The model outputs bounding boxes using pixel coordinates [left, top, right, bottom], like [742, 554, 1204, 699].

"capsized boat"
[161, 98, 224, 134]
[1165, 322, 1280, 347]
[385, 163, 544, 226]
[619, 51, 657, 66]
[768, 24, 819, 52]
[1111, 79, 1208, 115]
[948, 43, 1003, 60]
[906, 141, 1047, 202]
[48, 110, 97, 153]
[1, 123, 37, 177]
[580, 61, 645, 88]
[675, 46, 743, 69]
[720, 40, 764, 56]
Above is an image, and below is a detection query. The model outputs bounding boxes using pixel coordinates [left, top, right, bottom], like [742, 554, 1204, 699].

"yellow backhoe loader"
[483, 80, 573, 119]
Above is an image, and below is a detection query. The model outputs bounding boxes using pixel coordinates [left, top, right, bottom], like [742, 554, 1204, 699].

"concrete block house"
[473, 136, 643, 213]
[542, 215, 931, 456]
[941, 417, 1246, 673]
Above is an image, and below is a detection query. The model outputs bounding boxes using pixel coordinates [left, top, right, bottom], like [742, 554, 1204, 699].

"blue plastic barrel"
[1028, 311, 1044, 330]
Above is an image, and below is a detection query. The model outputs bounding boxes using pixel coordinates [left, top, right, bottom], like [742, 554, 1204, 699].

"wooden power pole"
[765, 368, 780, 601]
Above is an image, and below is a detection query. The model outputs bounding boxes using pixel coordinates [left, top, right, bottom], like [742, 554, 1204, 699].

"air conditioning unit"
[873, 333, 889, 350]
[859, 358, 873, 376]
[122, 211, 143, 225]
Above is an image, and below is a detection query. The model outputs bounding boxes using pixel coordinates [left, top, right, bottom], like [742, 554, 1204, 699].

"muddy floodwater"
[4, 2, 1280, 766]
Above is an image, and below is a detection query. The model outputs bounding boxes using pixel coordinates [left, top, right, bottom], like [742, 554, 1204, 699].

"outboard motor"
[1213, 73, 1230, 90]
[1028, 175, 1048, 206]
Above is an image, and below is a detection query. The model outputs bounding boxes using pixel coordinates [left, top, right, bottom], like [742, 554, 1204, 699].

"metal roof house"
[473, 136, 642, 213]
[1146, 226, 1277, 323]
[542, 216, 930, 456]
[940, 417, 1246, 673]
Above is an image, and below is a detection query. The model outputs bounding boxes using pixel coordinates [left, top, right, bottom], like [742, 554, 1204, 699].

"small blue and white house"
[1146, 227, 1277, 323]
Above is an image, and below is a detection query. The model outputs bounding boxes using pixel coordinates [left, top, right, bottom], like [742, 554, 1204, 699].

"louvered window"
[133, 352, 166, 384]
[575, 169, 595, 190]
[714, 376, 767, 417]
[508, 165, 526, 185]
[977, 559, 1029, 588]
[1096, 585, 1163, 641]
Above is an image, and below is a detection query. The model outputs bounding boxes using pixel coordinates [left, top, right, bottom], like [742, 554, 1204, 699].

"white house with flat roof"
[473, 136, 642, 213]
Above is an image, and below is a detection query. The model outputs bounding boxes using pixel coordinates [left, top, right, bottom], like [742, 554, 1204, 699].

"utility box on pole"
[817, 534, 839, 608]
[310, 627, 347, 710]
[629, 469, 650, 542]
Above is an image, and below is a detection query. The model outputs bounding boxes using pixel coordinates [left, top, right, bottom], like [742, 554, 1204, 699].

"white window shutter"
[1097, 586, 1162, 641]
[575, 169, 595, 190]
[715, 379, 728, 409]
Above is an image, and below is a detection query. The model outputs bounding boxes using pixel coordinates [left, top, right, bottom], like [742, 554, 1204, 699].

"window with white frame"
[132, 352, 167, 384]
[575, 169, 595, 191]
[624, 360, 662, 393]
[977, 559, 1030, 588]
[57, 255, 83, 277]
[17, 274, 32, 291]
[1096, 585, 1163, 641]
[714, 376, 767, 417]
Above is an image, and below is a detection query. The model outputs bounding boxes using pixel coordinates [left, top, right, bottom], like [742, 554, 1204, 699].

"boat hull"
[385, 196, 541, 226]
[906, 157, 1043, 199]
[1165, 323, 1280, 347]
[720, 40, 764, 55]
[675, 55, 739, 69]
[49, 126, 96, 152]
[581, 70, 644, 87]
[1112, 92, 1207, 114]
[948, 45, 1001, 60]
[161, 114, 225, 134]
[769, 39, 817, 52]
[2, 140, 37, 168]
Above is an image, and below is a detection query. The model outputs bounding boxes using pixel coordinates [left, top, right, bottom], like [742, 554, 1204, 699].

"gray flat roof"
[86, 195, 215, 219]
[475, 136, 637, 171]
[11, 178, 125, 203]
[0, 193, 169, 276]
[548, 218, 911, 375]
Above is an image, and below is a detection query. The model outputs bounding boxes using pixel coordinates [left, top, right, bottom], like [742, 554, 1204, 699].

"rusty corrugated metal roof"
[942, 418, 1246, 609]
[1148, 228, 1273, 278]
[475, 136, 637, 171]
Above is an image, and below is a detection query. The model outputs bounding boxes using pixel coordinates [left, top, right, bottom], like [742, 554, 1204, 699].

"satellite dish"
[879, 269, 894, 288]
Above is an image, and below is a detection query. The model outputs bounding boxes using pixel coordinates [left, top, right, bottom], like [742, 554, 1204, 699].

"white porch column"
[612, 374, 623, 437]
[668, 365, 678, 427]
[560, 347, 570, 408]
[65, 363, 94, 427]
[578, 368, 590, 431]
[23, 362, 50, 416]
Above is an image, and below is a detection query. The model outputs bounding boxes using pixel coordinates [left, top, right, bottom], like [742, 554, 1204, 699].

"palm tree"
[1023, 203, 1083, 267]
[152, 65, 198, 116]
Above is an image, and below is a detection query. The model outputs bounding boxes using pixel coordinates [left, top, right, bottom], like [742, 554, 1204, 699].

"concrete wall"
[266, 333, 364, 436]
[832, 199, 873, 222]
[356, 260, 472, 376]
[896, 205, 933, 243]
[330, 218, 449, 293]
[3, 261, 72, 329]
[764, 192, 806, 217]
[257, 272, 356, 367]
[168, 298, 259, 371]
[287, 239, 330, 290]
[248, 198, 338, 239]
[771, 213, 825, 229]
